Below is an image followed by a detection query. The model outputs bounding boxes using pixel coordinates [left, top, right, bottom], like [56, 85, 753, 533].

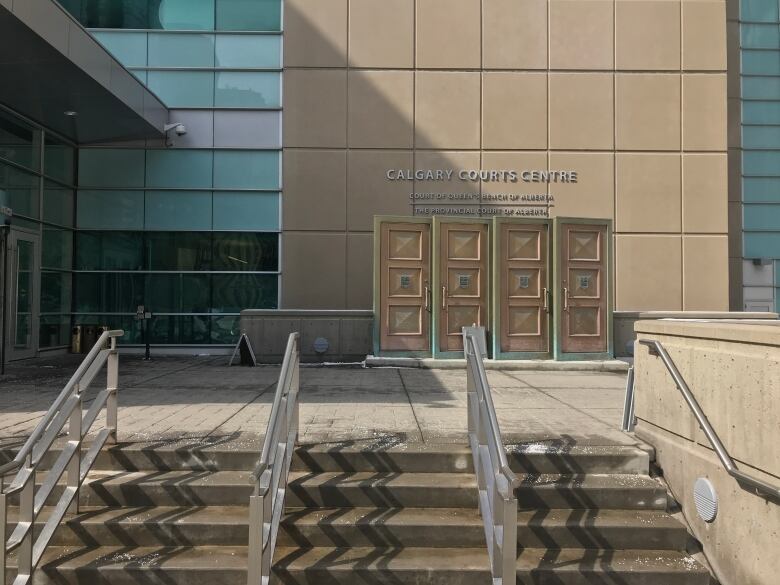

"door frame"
[552, 217, 613, 361]
[432, 216, 491, 359]
[4, 226, 41, 362]
[491, 217, 553, 360]
[372, 215, 433, 358]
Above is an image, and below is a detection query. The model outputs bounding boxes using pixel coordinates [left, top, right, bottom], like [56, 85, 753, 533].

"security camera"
[164, 122, 187, 136]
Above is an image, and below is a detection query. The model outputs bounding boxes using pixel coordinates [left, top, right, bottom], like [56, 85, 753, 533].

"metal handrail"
[1, 329, 123, 585]
[247, 332, 300, 585]
[638, 339, 780, 500]
[464, 328, 517, 585]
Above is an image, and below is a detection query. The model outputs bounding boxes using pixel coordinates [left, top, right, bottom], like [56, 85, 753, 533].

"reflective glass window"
[743, 150, 780, 175]
[39, 315, 72, 348]
[213, 150, 279, 189]
[742, 100, 780, 124]
[65, 0, 149, 28]
[742, 50, 780, 75]
[216, 0, 282, 31]
[744, 232, 780, 257]
[741, 23, 780, 48]
[147, 273, 211, 313]
[0, 163, 39, 219]
[147, 71, 215, 108]
[215, 34, 281, 68]
[77, 190, 144, 229]
[91, 31, 148, 67]
[74, 273, 145, 313]
[79, 149, 145, 188]
[743, 126, 780, 148]
[744, 177, 780, 202]
[212, 232, 278, 271]
[215, 72, 281, 107]
[76, 232, 144, 270]
[44, 135, 75, 185]
[742, 76, 780, 99]
[148, 33, 215, 67]
[145, 191, 212, 230]
[148, 315, 210, 344]
[131, 70, 148, 84]
[0, 110, 40, 171]
[73, 315, 143, 344]
[146, 232, 212, 270]
[211, 315, 240, 343]
[213, 192, 279, 230]
[41, 272, 73, 314]
[744, 204, 780, 230]
[152, 0, 215, 30]
[145, 150, 213, 188]
[211, 273, 277, 312]
[42, 227, 74, 270]
[741, 0, 780, 22]
[43, 181, 75, 227]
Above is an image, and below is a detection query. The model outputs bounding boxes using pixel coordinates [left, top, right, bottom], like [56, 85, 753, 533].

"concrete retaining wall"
[240, 309, 372, 363]
[634, 319, 780, 585]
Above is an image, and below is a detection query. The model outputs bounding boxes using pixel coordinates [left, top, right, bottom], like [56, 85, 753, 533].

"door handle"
[543, 288, 550, 313]
[563, 287, 569, 311]
[424, 285, 431, 312]
[442, 286, 447, 310]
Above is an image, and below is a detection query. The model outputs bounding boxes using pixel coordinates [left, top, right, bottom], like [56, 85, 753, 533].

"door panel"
[438, 221, 488, 353]
[379, 222, 431, 352]
[498, 221, 550, 354]
[560, 223, 608, 353]
[6, 230, 40, 361]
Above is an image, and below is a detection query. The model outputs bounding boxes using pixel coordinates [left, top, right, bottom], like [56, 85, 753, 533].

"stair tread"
[10, 545, 706, 574]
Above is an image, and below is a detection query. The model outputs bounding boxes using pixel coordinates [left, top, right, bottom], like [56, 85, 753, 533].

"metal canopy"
[0, 0, 167, 144]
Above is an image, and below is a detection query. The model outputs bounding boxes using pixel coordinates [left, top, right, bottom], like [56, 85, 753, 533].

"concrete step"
[1, 441, 651, 474]
[5, 546, 709, 585]
[272, 546, 710, 585]
[286, 472, 668, 510]
[5, 507, 687, 551]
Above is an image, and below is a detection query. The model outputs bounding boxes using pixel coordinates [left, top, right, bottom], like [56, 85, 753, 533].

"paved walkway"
[0, 354, 634, 449]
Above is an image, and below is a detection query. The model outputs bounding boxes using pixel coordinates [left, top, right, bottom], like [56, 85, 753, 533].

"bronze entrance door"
[493, 219, 551, 358]
[557, 220, 610, 356]
[376, 220, 432, 354]
[434, 219, 489, 357]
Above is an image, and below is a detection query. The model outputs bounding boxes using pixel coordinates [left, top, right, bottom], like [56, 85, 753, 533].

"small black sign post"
[229, 332, 257, 367]
[135, 305, 152, 360]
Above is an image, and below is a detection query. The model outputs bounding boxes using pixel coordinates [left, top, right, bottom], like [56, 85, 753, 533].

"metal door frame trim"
[372, 215, 433, 358]
[4, 227, 41, 362]
[491, 217, 553, 361]
[552, 217, 614, 361]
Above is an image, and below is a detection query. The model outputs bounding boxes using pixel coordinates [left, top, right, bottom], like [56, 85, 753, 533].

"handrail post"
[18, 454, 34, 582]
[106, 336, 119, 445]
[247, 493, 264, 585]
[67, 397, 82, 515]
[1, 490, 7, 584]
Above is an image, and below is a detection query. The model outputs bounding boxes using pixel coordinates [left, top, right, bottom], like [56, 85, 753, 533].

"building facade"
[1, 0, 735, 360]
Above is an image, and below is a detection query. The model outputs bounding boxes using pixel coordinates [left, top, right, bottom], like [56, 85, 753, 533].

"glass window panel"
[0, 105, 41, 171]
[145, 150, 213, 188]
[743, 100, 780, 124]
[146, 71, 215, 108]
[146, 232, 212, 270]
[742, 50, 780, 75]
[148, 33, 215, 67]
[39, 315, 72, 348]
[744, 204, 780, 230]
[131, 70, 148, 84]
[213, 192, 279, 230]
[42, 227, 74, 270]
[152, 0, 215, 30]
[743, 150, 780, 176]
[0, 163, 39, 219]
[73, 315, 143, 344]
[212, 232, 278, 271]
[148, 315, 210, 344]
[216, 0, 282, 31]
[79, 149, 145, 188]
[147, 273, 211, 313]
[43, 181, 74, 226]
[66, 0, 149, 28]
[215, 34, 281, 68]
[211, 315, 240, 344]
[211, 273, 277, 312]
[43, 136, 75, 185]
[74, 273, 145, 313]
[215, 71, 281, 107]
[742, 76, 780, 99]
[145, 190, 212, 230]
[741, 0, 779, 22]
[91, 31, 148, 67]
[743, 126, 780, 149]
[213, 150, 279, 189]
[741, 23, 780, 48]
[744, 232, 780, 258]
[744, 177, 780, 202]
[41, 271, 72, 314]
[76, 232, 144, 270]
[77, 190, 144, 229]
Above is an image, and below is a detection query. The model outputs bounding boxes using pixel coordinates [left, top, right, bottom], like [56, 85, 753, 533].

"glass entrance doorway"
[4, 228, 39, 361]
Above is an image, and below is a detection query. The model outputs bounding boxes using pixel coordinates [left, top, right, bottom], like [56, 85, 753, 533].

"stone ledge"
[366, 356, 630, 372]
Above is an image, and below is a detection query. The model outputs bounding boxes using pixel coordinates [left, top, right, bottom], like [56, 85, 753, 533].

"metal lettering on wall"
[385, 168, 579, 217]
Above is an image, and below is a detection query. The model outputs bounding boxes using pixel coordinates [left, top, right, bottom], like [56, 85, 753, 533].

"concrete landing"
[365, 355, 630, 372]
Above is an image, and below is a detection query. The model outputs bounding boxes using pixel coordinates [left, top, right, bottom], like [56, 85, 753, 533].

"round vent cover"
[693, 477, 718, 523]
[313, 337, 329, 354]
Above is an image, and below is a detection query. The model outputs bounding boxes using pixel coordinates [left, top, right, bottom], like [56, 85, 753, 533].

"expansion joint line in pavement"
[396, 370, 425, 444]
[204, 380, 278, 438]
